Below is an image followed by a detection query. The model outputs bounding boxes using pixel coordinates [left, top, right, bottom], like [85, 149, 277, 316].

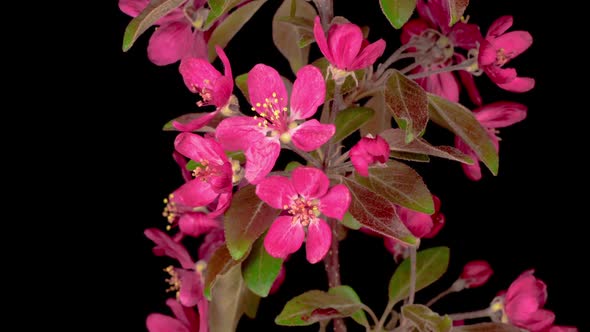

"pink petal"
[318, 184, 351, 220]
[349, 39, 386, 70]
[306, 218, 332, 263]
[399, 207, 433, 238]
[291, 166, 330, 199]
[198, 228, 225, 261]
[313, 16, 334, 63]
[549, 326, 579, 332]
[493, 31, 533, 61]
[215, 116, 265, 151]
[179, 57, 222, 94]
[417, 71, 459, 102]
[290, 119, 335, 151]
[178, 213, 219, 238]
[487, 15, 513, 39]
[269, 265, 286, 295]
[165, 298, 199, 328]
[365, 135, 390, 160]
[448, 23, 482, 50]
[171, 179, 219, 208]
[519, 309, 555, 332]
[146, 313, 189, 332]
[174, 132, 226, 165]
[215, 45, 233, 79]
[196, 295, 209, 332]
[248, 64, 288, 115]
[478, 40, 497, 66]
[455, 136, 482, 181]
[456, 59, 482, 106]
[290, 65, 326, 120]
[148, 22, 193, 66]
[350, 146, 372, 176]
[401, 19, 430, 45]
[177, 269, 202, 307]
[119, 0, 148, 17]
[256, 175, 297, 209]
[416, 0, 449, 30]
[474, 102, 527, 128]
[211, 75, 233, 108]
[209, 192, 232, 217]
[497, 77, 535, 93]
[460, 260, 493, 288]
[264, 216, 305, 259]
[185, 29, 209, 60]
[172, 111, 218, 132]
[484, 65, 517, 84]
[144, 228, 194, 269]
[327, 22, 363, 69]
[172, 151, 193, 183]
[244, 138, 281, 184]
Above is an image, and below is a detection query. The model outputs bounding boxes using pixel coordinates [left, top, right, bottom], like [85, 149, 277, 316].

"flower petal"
[248, 64, 288, 115]
[494, 31, 533, 62]
[349, 39, 386, 70]
[198, 228, 225, 261]
[171, 179, 219, 208]
[327, 22, 363, 69]
[319, 184, 351, 220]
[179, 213, 219, 238]
[165, 298, 199, 328]
[215, 45, 232, 79]
[244, 138, 281, 184]
[484, 65, 517, 84]
[497, 77, 535, 93]
[119, 0, 148, 17]
[291, 166, 330, 199]
[474, 102, 527, 128]
[264, 216, 305, 259]
[185, 29, 209, 60]
[448, 23, 482, 50]
[215, 116, 265, 151]
[455, 136, 482, 181]
[487, 15, 513, 39]
[456, 62, 482, 106]
[521, 310, 555, 332]
[256, 175, 297, 209]
[172, 111, 219, 132]
[417, 71, 459, 102]
[172, 151, 193, 183]
[398, 207, 433, 238]
[290, 65, 326, 120]
[212, 76, 233, 108]
[174, 132, 226, 164]
[146, 313, 190, 332]
[179, 57, 222, 94]
[290, 119, 335, 151]
[177, 269, 202, 307]
[148, 22, 193, 66]
[306, 218, 332, 263]
[144, 228, 194, 269]
[401, 19, 431, 45]
[478, 40, 497, 66]
[313, 16, 334, 63]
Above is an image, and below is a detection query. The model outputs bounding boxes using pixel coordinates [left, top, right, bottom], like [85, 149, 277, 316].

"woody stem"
[323, 218, 347, 332]
[313, 0, 334, 28]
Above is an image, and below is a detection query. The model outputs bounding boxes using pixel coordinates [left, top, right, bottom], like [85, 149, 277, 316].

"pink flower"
[313, 16, 385, 83]
[146, 298, 199, 332]
[255, 167, 351, 263]
[543, 326, 579, 332]
[401, 0, 483, 104]
[163, 133, 233, 237]
[350, 135, 390, 177]
[119, 0, 211, 66]
[269, 265, 286, 295]
[198, 228, 225, 261]
[216, 64, 334, 184]
[479, 16, 535, 92]
[175, 46, 235, 131]
[496, 270, 555, 332]
[455, 101, 527, 181]
[459, 260, 493, 288]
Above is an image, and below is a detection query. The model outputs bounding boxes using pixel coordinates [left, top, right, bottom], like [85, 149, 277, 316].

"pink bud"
[269, 265, 286, 295]
[460, 260, 493, 288]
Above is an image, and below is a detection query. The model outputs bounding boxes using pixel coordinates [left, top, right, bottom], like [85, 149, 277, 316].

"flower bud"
[460, 260, 493, 288]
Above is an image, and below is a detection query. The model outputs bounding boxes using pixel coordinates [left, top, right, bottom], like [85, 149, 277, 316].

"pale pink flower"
[313, 16, 385, 83]
[460, 260, 493, 288]
[479, 16, 535, 92]
[350, 135, 390, 177]
[255, 167, 351, 263]
[455, 101, 527, 181]
[146, 298, 199, 332]
[216, 64, 334, 184]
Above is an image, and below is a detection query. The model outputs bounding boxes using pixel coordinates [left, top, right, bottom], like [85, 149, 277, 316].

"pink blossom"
[216, 64, 334, 184]
[350, 135, 390, 177]
[455, 101, 527, 181]
[119, 0, 211, 66]
[146, 298, 199, 332]
[543, 326, 579, 332]
[255, 167, 351, 263]
[496, 270, 555, 332]
[163, 133, 233, 237]
[479, 16, 535, 92]
[175, 46, 235, 131]
[313, 16, 385, 83]
[198, 228, 225, 261]
[269, 265, 286, 295]
[460, 260, 493, 288]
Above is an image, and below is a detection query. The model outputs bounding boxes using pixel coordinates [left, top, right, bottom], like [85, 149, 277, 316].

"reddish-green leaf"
[355, 161, 434, 214]
[241, 235, 283, 297]
[207, 0, 266, 61]
[272, 0, 316, 74]
[380, 0, 417, 29]
[452, 323, 522, 332]
[162, 112, 224, 131]
[380, 128, 474, 164]
[328, 286, 369, 327]
[390, 151, 430, 162]
[333, 107, 375, 143]
[401, 304, 452, 332]
[385, 71, 429, 143]
[204, 245, 242, 299]
[275, 290, 364, 326]
[340, 176, 417, 245]
[205, 0, 245, 29]
[388, 247, 450, 305]
[122, 0, 186, 52]
[340, 211, 362, 230]
[428, 94, 498, 175]
[360, 92, 393, 137]
[224, 185, 280, 260]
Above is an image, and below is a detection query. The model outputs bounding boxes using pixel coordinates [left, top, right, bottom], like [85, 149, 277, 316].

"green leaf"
[207, 0, 266, 62]
[390, 151, 430, 162]
[355, 161, 434, 214]
[224, 185, 281, 260]
[162, 112, 224, 131]
[243, 290, 261, 319]
[452, 322, 523, 332]
[122, 0, 186, 52]
[428, 94, 499, 175]
[312, 57, 364, 101]
[360, 92, 393, 137]
[384, 70, 429, 143]
[379, 0, 417, 29]
[340, 176, 417, 245]
[241, 235, 283, 297]
[328, 286, 368, 327]
[285, 161, 303, 172]
[204, 245, 243, 299]
[447, 0, 469, 26]
[332, 107, 375, 143]
[185, 160, 202, 171]
[226, 150, 245, 162]
[401, 304, 452, 332]
[381, 128, 474, 164]
[275, 290, 364, 326]
[209, 263, 259, 332]
[272, 0, 316, 74]
[205, 0, 245, 29]
[340, 211, 362, 230]
[388, 246, 450, 305]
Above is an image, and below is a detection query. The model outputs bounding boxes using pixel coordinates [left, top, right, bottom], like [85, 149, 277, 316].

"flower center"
[164, 265, 181, 297]
[285, 196, 320, 227]
[495, 48, 511, 66]
[251, 92, 288, 132]
[162, 194, 208, 230]
[195, 80, 214, 107]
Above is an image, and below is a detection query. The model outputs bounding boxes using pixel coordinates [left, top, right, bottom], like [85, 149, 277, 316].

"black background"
[103, 0, 586, 330]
